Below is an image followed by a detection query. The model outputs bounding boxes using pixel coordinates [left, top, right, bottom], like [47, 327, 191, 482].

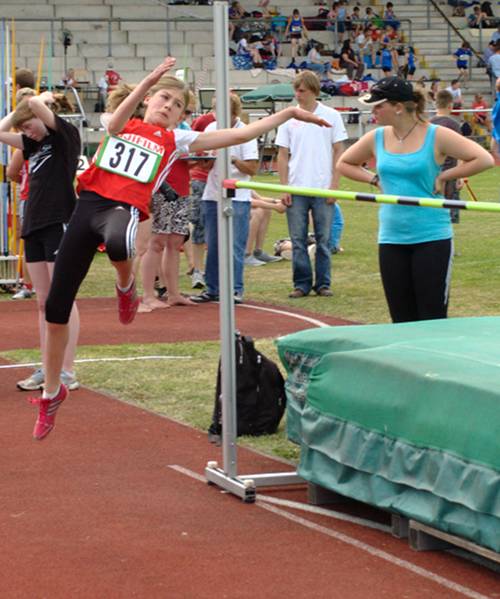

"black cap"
[359, 76, 415, 105]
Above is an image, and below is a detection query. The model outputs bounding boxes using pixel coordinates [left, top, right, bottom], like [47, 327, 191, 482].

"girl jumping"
[31, 56, 330, 440]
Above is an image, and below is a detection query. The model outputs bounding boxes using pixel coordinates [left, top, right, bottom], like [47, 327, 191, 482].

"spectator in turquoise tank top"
[337, 76, 493, 323]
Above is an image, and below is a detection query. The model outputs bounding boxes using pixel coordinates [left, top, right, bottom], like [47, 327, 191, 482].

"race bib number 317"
[95, 135, 162, 183]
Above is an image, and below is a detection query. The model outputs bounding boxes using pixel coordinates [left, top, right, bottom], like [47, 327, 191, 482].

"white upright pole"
[205, 3, 302, 502]
[213, 0, 238, 479]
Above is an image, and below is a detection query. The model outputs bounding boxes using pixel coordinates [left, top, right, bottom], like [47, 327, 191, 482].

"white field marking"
[169, 465, 489, 599]
[0, 355, 192, 369]
[169, 464, 207, 482]
[238, 303, 330, 328]
[168, 465, 388, 532]
[255, 495, 390, 533]
[259, 503, 489, 599]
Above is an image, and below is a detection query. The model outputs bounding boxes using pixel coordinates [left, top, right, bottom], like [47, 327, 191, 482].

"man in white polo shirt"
[276, 71, 348, 298]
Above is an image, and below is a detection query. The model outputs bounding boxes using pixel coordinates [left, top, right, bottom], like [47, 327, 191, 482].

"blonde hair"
[15, 87, 36, 104]
[148, 75, 190, 109]
[435, 89, 453, 109]
[391, 90, 427, 122]
[11, 92, 74, 128]
[186, 89, 196, 114]
[293, 70, 321, 96]
[106, 83, 145, 118]
[229, 92, 242, 118]
[212, 93, 243, 120]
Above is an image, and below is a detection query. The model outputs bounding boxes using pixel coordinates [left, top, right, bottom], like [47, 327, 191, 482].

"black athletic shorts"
[24, 223, 66, 263]
[45, 191, 140, 324]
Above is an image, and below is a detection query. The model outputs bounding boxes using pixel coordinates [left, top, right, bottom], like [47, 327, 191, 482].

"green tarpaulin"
[277, 317, 500, 552]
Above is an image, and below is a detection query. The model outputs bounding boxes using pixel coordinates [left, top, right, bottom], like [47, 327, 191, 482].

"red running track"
[0, 298, 497, 598]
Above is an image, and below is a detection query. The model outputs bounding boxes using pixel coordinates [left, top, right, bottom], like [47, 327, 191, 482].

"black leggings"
[379, 239, 453, 323]
[45, 192, 140, 324]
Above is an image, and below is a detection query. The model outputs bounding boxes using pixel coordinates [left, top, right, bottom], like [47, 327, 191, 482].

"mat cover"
[277, 317, 500, 552]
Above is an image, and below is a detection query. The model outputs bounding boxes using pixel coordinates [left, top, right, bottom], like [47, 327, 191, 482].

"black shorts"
[24, 223, 66, 263]
[45, 191, 140, 325]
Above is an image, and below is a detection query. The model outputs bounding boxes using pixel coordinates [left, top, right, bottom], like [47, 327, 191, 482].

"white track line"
[239, 303, 330, 328]
[168, 465, 489, 599]
[259, 503, 489, 599]
[255, 495, 390, 533]
[169, 465, 388, 532]
[0, 355, 192, 369]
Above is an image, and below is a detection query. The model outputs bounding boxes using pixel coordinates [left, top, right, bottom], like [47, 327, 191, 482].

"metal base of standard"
[205, 461, 303, 503]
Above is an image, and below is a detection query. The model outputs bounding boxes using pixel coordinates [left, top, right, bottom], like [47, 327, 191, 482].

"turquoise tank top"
[375, 124, 452, 244]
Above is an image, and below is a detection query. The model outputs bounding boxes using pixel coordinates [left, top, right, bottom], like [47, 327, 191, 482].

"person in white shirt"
[192, 94, 259, 303]
[488, 42, 500, 79]
[446, 79, 463, 110]
[276, 71, 348, 298]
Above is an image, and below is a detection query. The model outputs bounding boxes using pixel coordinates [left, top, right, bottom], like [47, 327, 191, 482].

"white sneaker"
[244, 254, 266, 266]
[17, 368, 44, 391]
[191, 270, 205, 289]
[12, 287, 34, 300]
[61, 370, 80, 391]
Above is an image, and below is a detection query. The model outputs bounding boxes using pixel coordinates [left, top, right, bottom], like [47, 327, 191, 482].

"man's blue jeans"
[202, 200, 251, 297]
[286, 195, 334, 294]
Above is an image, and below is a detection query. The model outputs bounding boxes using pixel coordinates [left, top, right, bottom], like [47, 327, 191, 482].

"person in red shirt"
[471, 93, 491, 131]
[187, 108, 216, 290]
[28, 56, 329, 440]
[105, 64, 122, 92]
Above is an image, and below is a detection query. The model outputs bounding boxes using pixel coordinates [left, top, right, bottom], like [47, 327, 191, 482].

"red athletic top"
[190, 112, 216, 182]
[77, 119, 178, 218]
[167, 159, 190, 196]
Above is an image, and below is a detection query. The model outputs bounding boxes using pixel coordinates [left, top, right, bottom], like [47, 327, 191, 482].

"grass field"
[1, 169, 499, 462]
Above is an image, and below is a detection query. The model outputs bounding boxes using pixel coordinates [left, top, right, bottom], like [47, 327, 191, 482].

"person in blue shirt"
[380, 44, 393, 75]
[402, 46, 416, 80]
[491, 77, 500, 159]
[454, 41, 473, 83]
[285, 9, 308, 64]
[337, 76, 493, 322]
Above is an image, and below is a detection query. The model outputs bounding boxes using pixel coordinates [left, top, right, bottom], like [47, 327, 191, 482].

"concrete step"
[111, 5, 171, 19]
[0, 4, 54, 18]
[85, 56, 145, 72]
[49, 0, 104, 4]
[54, 4, 111, 18]
[126, 30, 183, 45]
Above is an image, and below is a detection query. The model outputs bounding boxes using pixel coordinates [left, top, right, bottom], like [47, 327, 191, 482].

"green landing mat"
[276, 317, 500, 552]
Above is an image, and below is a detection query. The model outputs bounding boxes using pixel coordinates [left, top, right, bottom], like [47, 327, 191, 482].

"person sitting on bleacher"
[471, 92, 491, 130]
[340, 39, 364, 80]
[467, 5, 487, 27]
[383, 2, 400, 30]
[305, 42, 333, 75]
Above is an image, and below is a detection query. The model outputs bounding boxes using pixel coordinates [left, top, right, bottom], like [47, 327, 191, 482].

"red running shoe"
[116, 278, 139, 325]
[31, 384, 68, 441]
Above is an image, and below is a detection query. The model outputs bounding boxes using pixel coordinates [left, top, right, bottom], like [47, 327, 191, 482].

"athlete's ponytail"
[106, 83, 145, 118]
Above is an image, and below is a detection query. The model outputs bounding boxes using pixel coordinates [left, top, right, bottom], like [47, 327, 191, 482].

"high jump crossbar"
[223, 180, 500, 213]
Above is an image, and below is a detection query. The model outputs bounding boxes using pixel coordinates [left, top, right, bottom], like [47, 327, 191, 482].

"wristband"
[370, 174, 379, 186]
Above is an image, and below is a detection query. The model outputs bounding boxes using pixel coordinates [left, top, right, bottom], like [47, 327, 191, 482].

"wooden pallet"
[308, 483, 500, 565]
[408, 520, 500, 565]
